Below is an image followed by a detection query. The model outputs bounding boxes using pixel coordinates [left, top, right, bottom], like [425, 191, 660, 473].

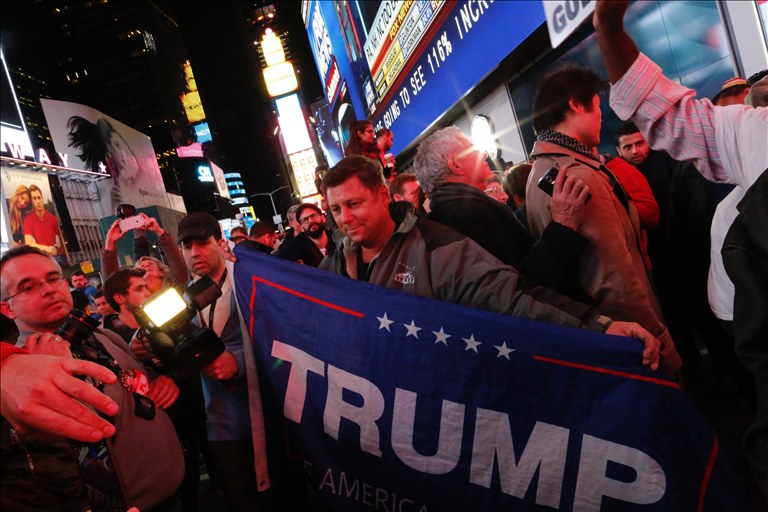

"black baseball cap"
[177, 212, 221, 243]
[295, 203, 323, 222]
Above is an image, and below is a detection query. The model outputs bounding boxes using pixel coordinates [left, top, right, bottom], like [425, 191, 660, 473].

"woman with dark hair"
[68, 116, 142, 208]
[343, 120, 379, 161]
[9, 185, 32, 246]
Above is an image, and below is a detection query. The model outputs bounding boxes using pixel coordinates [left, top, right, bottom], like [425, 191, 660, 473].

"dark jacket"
[428, 183, 589, 302]
[321, 208, 611, 333]
[722, 170, 768, 494]
[276, 231, 336, 267]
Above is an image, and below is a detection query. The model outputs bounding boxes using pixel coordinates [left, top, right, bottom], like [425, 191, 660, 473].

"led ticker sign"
[263, 61, 299, 98]
[305, 1, 545, 155]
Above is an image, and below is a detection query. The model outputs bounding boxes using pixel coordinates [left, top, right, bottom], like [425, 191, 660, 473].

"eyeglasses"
[363, 129, 375, 134]
[5, 273, 68, 300]
[230, 236, 247, 243]
[299, 212, 321, 225]
[484, 186, 505, 195]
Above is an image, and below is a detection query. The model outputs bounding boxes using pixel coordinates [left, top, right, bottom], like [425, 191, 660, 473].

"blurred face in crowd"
[71, 274, 88, 290]
[94, 295, 116, 317]
[1, 254, 73, 332]
[378, 132, 393, 151]
[327, 176, 393, 250]
[299, 209, 325, 239]
[31, 189, 45, 214]
[617, 131, 650, 166]
[229, 228, 248, 244]
[715, 88, 749, 107]
[114, 276, 151, 312]
[182, 236, 226, 278]
[484, 176, 509, 203]
[393, 180, 421, 209]
[136, 259, 164, 294]
[357, 124, 375, 145]
[450, 135, 495, 192]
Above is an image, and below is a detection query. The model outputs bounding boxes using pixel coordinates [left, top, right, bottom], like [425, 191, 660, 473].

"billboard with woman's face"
[39, 99, 170, 214]
[1, 168, 70, 263]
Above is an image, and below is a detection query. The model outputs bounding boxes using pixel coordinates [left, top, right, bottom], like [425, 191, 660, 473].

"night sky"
[1, 1, 324, 220]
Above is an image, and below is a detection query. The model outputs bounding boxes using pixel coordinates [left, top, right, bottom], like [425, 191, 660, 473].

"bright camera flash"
[142, 288, 186, 327]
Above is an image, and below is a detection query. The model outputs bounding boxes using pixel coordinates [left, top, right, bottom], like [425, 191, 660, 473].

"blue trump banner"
[232, 247, 745, 511]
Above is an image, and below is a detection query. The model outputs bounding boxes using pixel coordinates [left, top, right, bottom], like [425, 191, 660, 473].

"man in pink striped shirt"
[593, 0, 767, 494]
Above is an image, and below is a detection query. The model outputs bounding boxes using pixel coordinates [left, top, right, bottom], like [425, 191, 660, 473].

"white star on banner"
[377, 312, 393, 332]
[463, 334, 482, 353]
[404, 320, 421, 339]
[494, 342, 515, 360]
[432, 327, 451, 345]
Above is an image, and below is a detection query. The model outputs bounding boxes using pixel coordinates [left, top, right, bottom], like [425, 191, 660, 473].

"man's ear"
[447, 154, 463, 175]
[113, 294, 126, 306]
[393, 193, 403, 202]
[568, 97, 586, 115]
[0, 301, 16, 320]
[379, 184, 391, 204]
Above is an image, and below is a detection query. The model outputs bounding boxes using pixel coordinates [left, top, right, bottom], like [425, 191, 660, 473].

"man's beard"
[306, 222, 324, 239]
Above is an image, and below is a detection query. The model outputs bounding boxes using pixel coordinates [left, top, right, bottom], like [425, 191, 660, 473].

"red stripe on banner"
[698, 436, 720, 512]
[251, 275, 365, 318]
[532, 355, 681, 389]
[248, 280, 258, 340]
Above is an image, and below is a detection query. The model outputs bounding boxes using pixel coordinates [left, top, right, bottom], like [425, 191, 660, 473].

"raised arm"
[593, 0, 637, 83]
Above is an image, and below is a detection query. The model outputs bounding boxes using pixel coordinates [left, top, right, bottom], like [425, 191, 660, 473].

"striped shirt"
[610, 52, 768, 320]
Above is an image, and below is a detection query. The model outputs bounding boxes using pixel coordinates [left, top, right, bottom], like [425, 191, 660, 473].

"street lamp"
[250, 185, 289, 220]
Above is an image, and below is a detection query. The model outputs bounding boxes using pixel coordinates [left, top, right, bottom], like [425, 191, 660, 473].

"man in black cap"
[177, 212, 259, 510]
[275, 203, 336, 267]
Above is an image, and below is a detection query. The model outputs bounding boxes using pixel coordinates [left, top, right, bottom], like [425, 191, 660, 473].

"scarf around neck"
[537, 129, 600, 163]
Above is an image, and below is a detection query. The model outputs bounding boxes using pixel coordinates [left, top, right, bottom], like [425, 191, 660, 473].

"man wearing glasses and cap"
[276, 203, 336, 267]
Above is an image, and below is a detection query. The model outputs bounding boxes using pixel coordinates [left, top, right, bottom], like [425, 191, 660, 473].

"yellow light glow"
[142, 288, 186, 327]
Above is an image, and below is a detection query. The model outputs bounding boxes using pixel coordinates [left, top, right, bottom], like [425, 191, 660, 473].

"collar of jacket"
[530, 140, 603, 172]
[339, 206, 418, 279]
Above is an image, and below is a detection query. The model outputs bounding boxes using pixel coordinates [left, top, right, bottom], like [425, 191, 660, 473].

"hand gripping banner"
[232, 247, 744, 511]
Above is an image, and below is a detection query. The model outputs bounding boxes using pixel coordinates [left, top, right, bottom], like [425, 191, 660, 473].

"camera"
[115, 204, 136, 219]
[134, 276, 225, 376]
[115, 204, 144, 232]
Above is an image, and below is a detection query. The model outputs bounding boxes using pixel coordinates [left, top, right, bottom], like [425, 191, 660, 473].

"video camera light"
[135, 276, 225, 376]
[141, 287, 188, 330]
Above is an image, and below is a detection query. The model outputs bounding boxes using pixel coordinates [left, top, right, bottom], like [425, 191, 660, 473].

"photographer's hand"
[0, 353, 118, 442]
[147, 375, 179, 409]
[204, 351, 238, 380]
[141, 214, 166, 237]
[129, 334, 154, 361]
[105, 219, 127, 251]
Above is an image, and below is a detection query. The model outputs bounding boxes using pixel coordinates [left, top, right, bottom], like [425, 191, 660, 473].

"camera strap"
[199, 269, 228, 330]
[76, 337, 155, 420]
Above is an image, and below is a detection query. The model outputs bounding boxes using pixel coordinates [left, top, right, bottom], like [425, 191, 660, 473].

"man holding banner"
[320, 155, 661, 369]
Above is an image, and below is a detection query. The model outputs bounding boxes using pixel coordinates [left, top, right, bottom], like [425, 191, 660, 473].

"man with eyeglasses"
[276, 203, 336, 267]
[0, 244, 183, 510]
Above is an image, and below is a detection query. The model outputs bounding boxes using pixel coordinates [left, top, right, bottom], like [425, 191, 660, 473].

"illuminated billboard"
[276, 93, 312, 154]
[40, 98, 171, 213]
[194, 122, 212, 143]
[1, 49, 34, 159]
[264, 61, 299, 98]
[304, 1, 545, 154]
[288, 148, 319, 199]
[181, 61, 206, 123]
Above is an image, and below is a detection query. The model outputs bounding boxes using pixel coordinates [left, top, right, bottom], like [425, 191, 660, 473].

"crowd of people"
[1, 1, 766, 510]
